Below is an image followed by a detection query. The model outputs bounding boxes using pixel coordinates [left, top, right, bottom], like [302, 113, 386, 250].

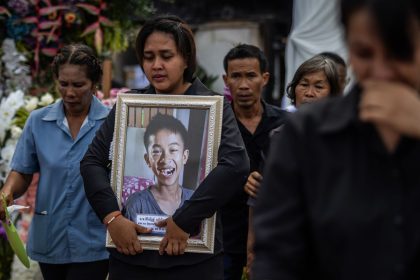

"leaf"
[0, 6, 11, 17]
[22, 16, 38, 24]
[30, 29, 37, 37]
[99, 16, 113, 27]
[94, 27, 103, 54]
[81, 22, 99, 37]
[47, 26, 58, 43]
[39, 5, 69, 16]
[41, 48, 58, 57]
[37, 31, 58, 42]
[76, 3, 100, 15]
[39, 19, 61, 30]
[14, 108, 30, 120]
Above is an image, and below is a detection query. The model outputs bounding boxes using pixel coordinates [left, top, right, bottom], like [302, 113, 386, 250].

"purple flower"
[0, 221, 7, 241]
[7, 0, 30, 16]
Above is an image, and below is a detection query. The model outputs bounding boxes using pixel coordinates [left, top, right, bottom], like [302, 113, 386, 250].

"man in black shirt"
[221, 44, 288, 279]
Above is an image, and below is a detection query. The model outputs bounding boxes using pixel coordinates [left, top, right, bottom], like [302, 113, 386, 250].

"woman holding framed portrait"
[81, 15, 249, 280]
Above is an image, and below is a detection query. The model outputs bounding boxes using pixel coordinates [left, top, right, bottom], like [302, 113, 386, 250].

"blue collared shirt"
[10, 96, 110, 263]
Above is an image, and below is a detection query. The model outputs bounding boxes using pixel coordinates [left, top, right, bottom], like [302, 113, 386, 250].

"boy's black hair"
[143, 113, 188, 150]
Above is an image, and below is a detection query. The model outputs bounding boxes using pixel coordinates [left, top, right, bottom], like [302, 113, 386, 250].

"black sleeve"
[81, 106, 119, 221]
[252, 119, 309, 280]
[172, 98, 250, 233]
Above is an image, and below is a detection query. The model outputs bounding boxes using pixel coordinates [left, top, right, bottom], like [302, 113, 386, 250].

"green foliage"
[12, 107, 30, 129]
[196, 64, 218, 90]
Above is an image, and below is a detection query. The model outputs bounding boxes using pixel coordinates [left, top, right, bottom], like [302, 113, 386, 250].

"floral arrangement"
[0, 90, 55, 183]
[96, 87, 129, 108]
[0, 39, 31, 100]
[0, 0, 153, 86]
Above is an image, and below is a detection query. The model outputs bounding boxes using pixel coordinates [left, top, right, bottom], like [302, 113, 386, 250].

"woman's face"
[142, 31, 189, 94]
[57, 64, 94, 115]
[347, 8, 420, 91]
[295, 70, 331, 107]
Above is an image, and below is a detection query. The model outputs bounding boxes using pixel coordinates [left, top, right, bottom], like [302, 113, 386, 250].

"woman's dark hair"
[286, 55, 341, 106]
[143, 113, 189, 151]
[223, 43, 269, 73]
[135, 14, 197, 83]
[340, 0, 420, 61]
[52, 43, 102, 84]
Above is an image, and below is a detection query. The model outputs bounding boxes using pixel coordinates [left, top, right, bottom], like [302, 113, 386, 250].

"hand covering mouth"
[158, 167, 175, 177]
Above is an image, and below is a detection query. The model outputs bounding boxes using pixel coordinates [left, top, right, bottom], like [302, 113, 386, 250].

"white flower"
[1, 142, 16, 162]
[3, 90, 25, 112]
[0, 122, 7, 143]
[0, 107, 15, 124]
[10, 125, 23, 139]
[38, 93, 54, 106]
[0, 90, 24, 130]
[1, 39, 32, 96]
[25, 97, 39, 112]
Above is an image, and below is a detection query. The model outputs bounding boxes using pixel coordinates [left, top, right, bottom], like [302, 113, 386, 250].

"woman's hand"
[360, 80, 420, 138]
[0, 171, 33, 220]
[0, 188, 13, 220]
[360, 80, 420, 152]
[156, 217, 189, 256]
[244, 171, 263, 198]
[105, 212, 152, 255]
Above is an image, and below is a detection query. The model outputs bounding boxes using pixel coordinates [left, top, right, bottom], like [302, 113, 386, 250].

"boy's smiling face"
[144, 129, 189, 188]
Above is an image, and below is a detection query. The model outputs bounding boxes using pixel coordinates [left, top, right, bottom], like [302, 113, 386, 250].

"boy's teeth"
[161, 168, 174, 176]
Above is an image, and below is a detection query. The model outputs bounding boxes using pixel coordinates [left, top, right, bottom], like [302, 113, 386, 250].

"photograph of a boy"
[124, 113, 194, 220]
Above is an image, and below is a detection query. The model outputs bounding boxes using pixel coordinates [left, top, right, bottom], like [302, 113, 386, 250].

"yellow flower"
[64, 12, 76, 24]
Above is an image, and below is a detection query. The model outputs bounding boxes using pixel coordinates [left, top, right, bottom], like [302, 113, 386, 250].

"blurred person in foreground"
[253, 0, 420, 279]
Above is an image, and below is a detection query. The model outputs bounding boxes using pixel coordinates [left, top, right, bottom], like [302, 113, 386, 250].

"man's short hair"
[143, 113, 189, 150]
[223, 43, 268, 74]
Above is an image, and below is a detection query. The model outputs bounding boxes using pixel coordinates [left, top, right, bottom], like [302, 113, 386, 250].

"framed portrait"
[107, 93, 224, 254]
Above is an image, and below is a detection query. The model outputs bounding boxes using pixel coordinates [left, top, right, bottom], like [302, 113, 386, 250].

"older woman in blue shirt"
[0, 44, 109, 280]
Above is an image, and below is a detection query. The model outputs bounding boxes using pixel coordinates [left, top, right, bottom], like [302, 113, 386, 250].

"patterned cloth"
[122, 176, 154, 204]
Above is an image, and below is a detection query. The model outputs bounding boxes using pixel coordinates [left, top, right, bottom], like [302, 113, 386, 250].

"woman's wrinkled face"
[57, 64, 93, 114]
[347, 8, 420, 91]
[142, 31, 188, 94]
[295, 70, 331, 107]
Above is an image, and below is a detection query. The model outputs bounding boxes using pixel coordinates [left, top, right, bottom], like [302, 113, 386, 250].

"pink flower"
[224, 86, 233, 102]
[110, 87, 130, 98]
[96, 91, 104, 100]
